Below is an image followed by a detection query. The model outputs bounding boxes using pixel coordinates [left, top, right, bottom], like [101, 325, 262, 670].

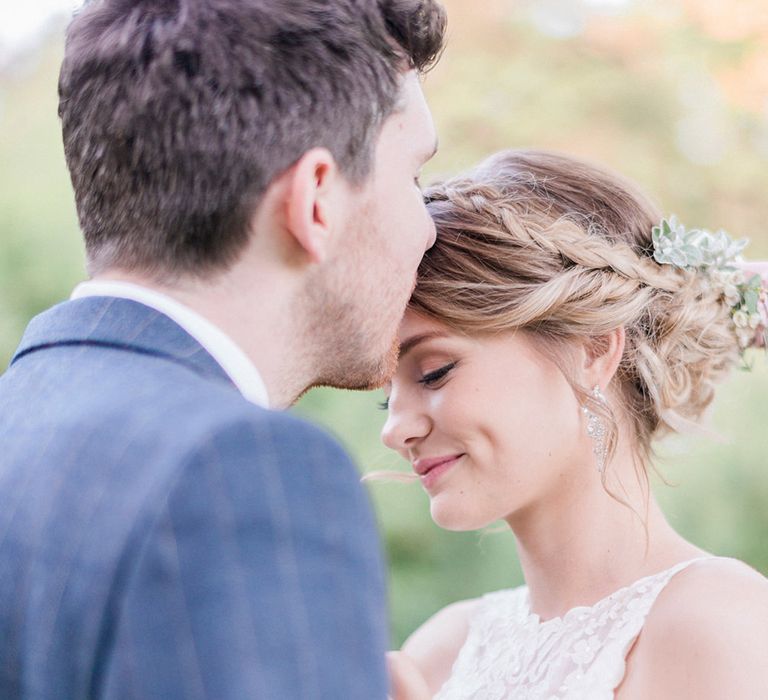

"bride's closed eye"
[378, 361, 457, 411]
[418, 361, 457, 387]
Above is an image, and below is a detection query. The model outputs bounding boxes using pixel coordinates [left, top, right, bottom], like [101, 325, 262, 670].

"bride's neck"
[508, 448, 701, 621]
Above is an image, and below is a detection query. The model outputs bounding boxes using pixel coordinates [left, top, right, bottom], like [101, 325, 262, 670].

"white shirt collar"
[71, 280, 270, 408]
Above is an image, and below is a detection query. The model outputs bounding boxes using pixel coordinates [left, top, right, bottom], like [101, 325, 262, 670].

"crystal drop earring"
[581, 385, 608, 474]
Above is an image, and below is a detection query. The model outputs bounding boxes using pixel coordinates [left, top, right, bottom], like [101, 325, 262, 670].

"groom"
[0, 1, 445, 698]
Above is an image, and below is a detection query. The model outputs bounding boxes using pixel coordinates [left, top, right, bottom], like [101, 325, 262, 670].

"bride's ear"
[579, 327, 626, 391]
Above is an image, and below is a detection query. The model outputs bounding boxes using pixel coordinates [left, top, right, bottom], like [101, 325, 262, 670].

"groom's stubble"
[298, 196, 412, 395]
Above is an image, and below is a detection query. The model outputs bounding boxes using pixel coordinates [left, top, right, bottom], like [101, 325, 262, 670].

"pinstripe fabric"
[0, 297, 389, 699]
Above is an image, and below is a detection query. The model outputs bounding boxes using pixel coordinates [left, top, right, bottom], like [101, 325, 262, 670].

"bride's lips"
[412, 454, 464, 489]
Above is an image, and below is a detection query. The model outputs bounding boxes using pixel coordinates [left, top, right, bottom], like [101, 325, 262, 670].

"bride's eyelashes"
[418, 361, 457, 387]
[377, 361, 457, 411]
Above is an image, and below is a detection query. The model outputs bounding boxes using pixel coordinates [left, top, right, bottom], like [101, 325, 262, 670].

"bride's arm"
[389, 598, 478, 699]
[387, 651, 431, 700]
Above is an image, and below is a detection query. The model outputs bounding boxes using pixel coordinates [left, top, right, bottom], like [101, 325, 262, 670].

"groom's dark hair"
[59, 0, 446, 275]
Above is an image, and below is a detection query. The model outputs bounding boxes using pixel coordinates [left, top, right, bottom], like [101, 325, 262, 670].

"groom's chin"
[358, 336, 399, 390]
[311, 336, 399, 393]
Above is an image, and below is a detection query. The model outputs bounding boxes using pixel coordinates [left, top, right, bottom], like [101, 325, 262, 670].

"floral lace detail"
[435, 557, 714, 700]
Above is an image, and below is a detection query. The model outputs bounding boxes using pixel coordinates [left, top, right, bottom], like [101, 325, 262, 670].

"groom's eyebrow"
[398, 331, 448, 359]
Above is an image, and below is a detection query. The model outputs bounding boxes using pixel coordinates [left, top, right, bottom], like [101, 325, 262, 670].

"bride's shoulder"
[620, 557, 768, 699]
[648, 556, 768, 631]
[399, 584, 526, 694]
[400, 597, 482, 695]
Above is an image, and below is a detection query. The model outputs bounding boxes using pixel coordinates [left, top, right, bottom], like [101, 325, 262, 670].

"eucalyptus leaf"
[744, 289, 759, 314]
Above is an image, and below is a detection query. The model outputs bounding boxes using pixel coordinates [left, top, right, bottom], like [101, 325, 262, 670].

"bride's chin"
[430, 500, 493, 532]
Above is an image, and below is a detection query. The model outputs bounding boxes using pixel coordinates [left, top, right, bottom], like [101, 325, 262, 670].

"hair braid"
[413, 149, 742, 464]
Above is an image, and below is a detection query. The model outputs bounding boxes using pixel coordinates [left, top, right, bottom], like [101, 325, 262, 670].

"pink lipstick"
[412, 454, 463, 489]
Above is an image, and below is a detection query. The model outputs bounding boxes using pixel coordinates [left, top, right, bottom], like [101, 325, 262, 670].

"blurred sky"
[0, 0, 639, 63]
[0, 0, 82, 63]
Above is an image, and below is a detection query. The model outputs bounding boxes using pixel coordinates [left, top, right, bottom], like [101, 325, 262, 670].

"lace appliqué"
[435, 558, 710, 700]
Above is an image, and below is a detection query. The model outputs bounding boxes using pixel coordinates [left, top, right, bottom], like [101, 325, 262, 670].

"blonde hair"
[412, 150, 741, 468]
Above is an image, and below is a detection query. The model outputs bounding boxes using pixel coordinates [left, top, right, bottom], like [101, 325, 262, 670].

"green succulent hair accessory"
[652, 216, 767, 351]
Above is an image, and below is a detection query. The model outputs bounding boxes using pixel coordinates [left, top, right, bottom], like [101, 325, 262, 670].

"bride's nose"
[380, 395, 431, 453]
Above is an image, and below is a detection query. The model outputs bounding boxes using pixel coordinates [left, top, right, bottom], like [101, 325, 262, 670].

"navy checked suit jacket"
[0, 297, 389, 699]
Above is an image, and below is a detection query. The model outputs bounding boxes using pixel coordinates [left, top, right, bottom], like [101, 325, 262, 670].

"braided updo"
[412, 150, 741, 464]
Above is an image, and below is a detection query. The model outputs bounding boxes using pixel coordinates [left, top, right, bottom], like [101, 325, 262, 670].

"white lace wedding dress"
[435, 557, 716, 699]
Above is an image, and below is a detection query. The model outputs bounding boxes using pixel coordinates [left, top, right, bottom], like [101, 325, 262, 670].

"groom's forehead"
[382, 73, 437, 154]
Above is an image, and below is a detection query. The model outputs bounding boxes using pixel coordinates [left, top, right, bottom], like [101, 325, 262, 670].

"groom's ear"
[281, 147, 341, 265]
[579, 326, 626, 389]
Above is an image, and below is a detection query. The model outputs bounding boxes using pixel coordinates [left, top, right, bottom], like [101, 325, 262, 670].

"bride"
[380, 150, 768, 699]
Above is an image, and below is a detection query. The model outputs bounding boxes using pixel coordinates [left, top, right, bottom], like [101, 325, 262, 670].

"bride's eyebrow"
[398, 331, 449, 359]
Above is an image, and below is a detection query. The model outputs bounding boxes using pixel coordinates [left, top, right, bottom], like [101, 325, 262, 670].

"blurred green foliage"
[1, 1, 766, 648]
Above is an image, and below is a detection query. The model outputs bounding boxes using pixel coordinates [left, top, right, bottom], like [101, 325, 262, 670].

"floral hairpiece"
[652, 216, 768, 351]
